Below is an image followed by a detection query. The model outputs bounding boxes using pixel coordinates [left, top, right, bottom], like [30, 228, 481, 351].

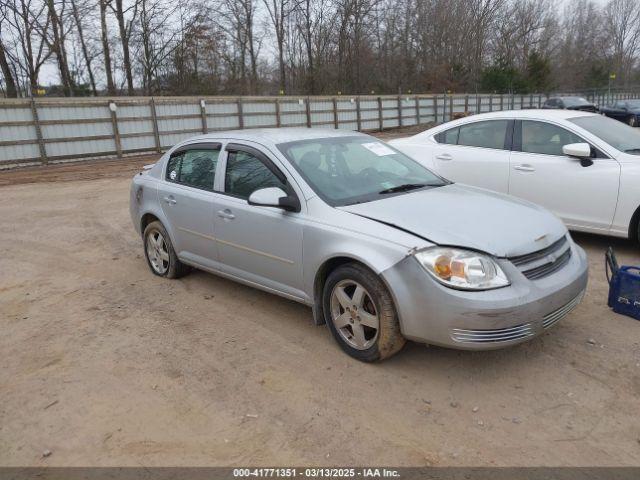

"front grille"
[543, 290, 585, 329]
[510, 236, 567, 266]
[451, 323, 534, 344]
[509, 235, 572, 280]
[522, 248, 572, 280]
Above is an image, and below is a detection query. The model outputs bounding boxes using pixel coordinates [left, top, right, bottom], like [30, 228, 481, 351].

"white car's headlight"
[414, 247, 510, 291]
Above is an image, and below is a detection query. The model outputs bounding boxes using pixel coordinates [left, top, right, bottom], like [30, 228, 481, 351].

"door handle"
[514, 164, 535, 172]
[163, 195, 177, 205]
[217, 209, 235, 220]
[436, 153, 453, 161]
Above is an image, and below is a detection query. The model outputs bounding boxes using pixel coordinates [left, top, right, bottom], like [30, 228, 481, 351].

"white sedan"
[388, 110, 640, 241]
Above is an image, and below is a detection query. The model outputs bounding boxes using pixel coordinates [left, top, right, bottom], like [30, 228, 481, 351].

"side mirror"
[248, 187, 300, 212]
[562, 143, 593, 167]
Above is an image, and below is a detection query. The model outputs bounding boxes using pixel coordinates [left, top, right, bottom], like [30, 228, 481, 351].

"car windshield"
[277, 136, 448, 206]
[570, 115, 640, 154]
[625, 100, 640, 108]
[563, 97, 590, 107]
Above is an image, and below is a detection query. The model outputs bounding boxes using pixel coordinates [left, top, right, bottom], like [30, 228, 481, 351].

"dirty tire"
[143, 220, 190, 279]
[323, 262, 405, 362]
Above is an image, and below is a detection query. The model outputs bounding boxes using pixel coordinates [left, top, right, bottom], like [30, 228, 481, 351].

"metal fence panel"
[2, 90, 639, 167]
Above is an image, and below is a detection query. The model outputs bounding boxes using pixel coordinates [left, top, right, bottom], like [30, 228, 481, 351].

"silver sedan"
[130, 128, 588, 361]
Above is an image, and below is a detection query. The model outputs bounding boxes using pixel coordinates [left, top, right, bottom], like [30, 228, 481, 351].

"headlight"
[414, 247, 510, 291]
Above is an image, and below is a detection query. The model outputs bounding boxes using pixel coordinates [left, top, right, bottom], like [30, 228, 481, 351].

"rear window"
[457, 120, 509, 150]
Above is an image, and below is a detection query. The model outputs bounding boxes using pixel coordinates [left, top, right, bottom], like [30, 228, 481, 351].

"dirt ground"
[1, 132, 640, 467]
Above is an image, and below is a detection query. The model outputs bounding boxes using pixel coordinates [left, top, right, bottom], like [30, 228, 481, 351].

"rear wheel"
[629, 115, 637, 127]
[323, 263, 405, 362]
[143, 221, 189, 278]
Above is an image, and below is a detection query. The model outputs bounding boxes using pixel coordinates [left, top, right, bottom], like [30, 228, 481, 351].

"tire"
[143, 220, 190, 279]
[322, 262, 405, 362]
[629, 115, 637, 127]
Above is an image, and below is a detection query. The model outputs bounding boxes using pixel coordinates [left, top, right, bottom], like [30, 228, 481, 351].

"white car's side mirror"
[562, 143, 593, 167]
[562, 143, 591, 159]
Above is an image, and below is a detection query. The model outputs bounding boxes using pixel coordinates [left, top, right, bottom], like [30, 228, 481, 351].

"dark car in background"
[600, 99, 640, 127]
[542, 96, 599, 113]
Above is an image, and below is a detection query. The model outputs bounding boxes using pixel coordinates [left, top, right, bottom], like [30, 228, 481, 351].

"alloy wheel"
[330, 280, 380, 350]
[146, 229, 169, 275]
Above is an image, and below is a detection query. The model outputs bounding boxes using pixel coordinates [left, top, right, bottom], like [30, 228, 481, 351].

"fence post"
[377, 97, 383, 131]
[449, 95, 454, 120]
[109, 101, 122, 158]
[433, 96, 438, 123]
[500, 95, 504, 111]
[488, 94, 493, 112]
[476, 95, 481, 114]
[464, 95, 469, 113]
[355, 97, 362, 131]
[442, 93, 447, 121]
[275, 98, 281, 127]
[149, 97, 161, 152]
[333, 97, 339, 129]
[538, 94, 542, 108]
[520, 95, 524, 109]
[237, 98, 244, 129]
[199, 99, 207, 134]
[397, 95, 403, 127]
[305, 96, 312, 128]
[29, 97, 47, 165]
[415, 96, 421, 124]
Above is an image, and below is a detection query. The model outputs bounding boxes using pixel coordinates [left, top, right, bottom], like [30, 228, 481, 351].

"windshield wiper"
[624, 148, 640, 154]
[378, 183, 428, 194]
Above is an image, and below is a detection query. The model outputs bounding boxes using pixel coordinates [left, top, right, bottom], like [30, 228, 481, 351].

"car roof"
[449, 109, 597, 122]
[183, 127, 367, 147]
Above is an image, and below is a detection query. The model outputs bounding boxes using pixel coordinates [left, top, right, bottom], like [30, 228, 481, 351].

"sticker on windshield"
[362, 142, 395, 156]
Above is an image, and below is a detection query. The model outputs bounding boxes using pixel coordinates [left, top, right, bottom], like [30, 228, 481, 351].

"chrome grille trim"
[451, 323, 534, 344]
[509, 236, 568, 267]
[521, 248, 572, 280]
[543, 290, 585, 329]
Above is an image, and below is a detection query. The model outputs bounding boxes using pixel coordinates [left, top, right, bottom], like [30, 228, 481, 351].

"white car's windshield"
[278, 136, 448, 206]
[569, 115, 640, 155]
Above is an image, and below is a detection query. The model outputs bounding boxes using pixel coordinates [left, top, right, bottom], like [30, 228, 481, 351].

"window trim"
[222, 143, 299, 206]
[164, 142, 222, 192]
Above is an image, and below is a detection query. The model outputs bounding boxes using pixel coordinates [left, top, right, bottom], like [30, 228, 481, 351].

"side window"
[166, 147, 219, 191]
[521, 121, 584, 156]
[545, 99, 556, 107]
[457, 120, 509, 150]
[435, 127, 459, 145]
[225, 150, 286, 199]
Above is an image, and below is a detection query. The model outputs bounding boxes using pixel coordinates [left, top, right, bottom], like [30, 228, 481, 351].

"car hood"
[338, 184, 567, 257]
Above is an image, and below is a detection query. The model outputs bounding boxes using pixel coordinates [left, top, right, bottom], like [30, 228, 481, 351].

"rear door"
[157, 143, 221, 267]
[430, 119, 513, 193]
[508, 119, 620, 232]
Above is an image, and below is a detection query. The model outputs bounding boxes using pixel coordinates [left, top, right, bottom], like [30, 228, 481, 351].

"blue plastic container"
[606, 248, 640, 321]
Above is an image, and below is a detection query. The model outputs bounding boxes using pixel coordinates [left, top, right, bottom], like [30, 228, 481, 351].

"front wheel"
[323, 263, 405, 362]
[629, 115, 637, 127]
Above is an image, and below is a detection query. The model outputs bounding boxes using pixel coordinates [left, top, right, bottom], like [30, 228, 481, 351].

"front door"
[211, 143, 305, 300]
[509, 120, 620, 233]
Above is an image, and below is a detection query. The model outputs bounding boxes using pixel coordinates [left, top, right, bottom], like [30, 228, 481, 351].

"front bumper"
[381, 242, 589, 350]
